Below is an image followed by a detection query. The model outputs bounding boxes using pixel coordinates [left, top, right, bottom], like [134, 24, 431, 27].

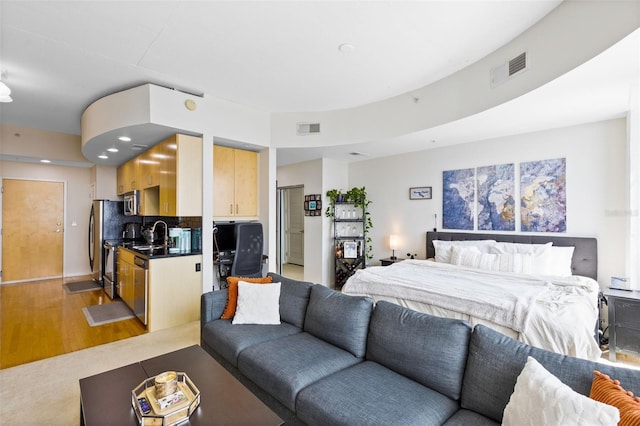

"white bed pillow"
[449, 245, 483, 267]
[491, 241, 552, 256]
[432, 239, 497, 264]
[232, 281, 281, 325]
[502, 357, 619, 426]
[490, 242, 552, 275]
[547, 246, 575, 277]
[450, 246, 534, 274]
[496, 252, 535, 274]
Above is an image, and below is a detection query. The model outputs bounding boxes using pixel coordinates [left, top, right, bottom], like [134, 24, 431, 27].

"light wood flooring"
[0, 275, 146, 369]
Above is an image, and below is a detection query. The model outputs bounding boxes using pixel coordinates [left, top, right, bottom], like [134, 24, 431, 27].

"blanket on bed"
[343, 260, 597, 333]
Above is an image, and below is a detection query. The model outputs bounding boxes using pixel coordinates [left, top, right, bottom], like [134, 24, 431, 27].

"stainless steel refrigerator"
[88, 200, 129, 284]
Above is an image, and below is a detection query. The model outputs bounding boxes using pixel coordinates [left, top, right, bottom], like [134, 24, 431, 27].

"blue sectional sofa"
[200, 273, 640, 425]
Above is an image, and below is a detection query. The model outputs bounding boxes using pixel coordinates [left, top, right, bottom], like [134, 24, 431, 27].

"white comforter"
[342, 260, 601, 360]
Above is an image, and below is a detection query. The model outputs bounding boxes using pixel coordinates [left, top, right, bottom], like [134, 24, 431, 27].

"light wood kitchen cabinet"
[138, 143, 163, 189]
[116, 158, 139, 195]
[117, 248, 136, 312]
[147, 255, 202, 332]
[213, 145, 258, 219]
[159, 134, 202, 216]
[135, 134, 202, 216]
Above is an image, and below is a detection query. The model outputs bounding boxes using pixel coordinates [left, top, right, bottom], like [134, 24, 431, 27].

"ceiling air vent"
[491, 51, 528, 87]
[297, 122, 321, 136]
[131, 144, 149, 151]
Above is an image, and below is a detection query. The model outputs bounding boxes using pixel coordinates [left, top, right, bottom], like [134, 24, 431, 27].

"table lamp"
[389, 235, 398, 260]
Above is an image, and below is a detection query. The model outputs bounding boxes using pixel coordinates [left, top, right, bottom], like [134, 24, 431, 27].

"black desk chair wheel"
[230, 223, 264, 278]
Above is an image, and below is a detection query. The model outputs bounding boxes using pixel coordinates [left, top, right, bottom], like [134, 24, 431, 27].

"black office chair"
[230, 222, 264, 278]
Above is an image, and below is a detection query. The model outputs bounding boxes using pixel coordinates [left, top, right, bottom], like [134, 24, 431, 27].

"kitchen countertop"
[118, 246, 202, 259]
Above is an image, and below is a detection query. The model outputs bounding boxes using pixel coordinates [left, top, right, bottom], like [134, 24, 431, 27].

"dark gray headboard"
[426, 231, 598, 281]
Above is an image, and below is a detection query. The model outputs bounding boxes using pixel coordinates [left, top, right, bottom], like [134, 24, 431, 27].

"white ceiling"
[0, 1, 636, 167]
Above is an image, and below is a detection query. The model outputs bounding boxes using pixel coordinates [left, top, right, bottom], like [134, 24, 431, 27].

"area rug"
[63, 280, 102, 294]
[0, 321, 199, 425]
[82, 301, 135, 326]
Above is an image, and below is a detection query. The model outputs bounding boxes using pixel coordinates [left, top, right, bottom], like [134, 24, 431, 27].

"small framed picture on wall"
[409, 186, 432, 200]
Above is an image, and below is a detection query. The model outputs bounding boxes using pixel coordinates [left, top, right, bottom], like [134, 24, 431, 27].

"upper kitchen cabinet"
[141, 134, 202, 217]
[117, 157, 139, 195]
[160, 134, 202, 216]
[90, 165, 118, 200]
[138, 143, 164, 189]
[213, 146, 258, 220]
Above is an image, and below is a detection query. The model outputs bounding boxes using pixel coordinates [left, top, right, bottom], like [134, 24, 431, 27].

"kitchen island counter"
[118, 247, 203, 332]
[123, 246, 202, 259]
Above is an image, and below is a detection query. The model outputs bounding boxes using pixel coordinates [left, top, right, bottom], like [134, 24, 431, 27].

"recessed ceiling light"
[107, 147, 119, 153]
[40, 159, 51, 163]
[98, 154, 108, 159]
[118, 136, 131, 142]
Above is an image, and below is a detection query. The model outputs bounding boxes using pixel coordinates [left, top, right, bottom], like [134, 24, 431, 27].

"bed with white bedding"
[342, 231, 601, 360]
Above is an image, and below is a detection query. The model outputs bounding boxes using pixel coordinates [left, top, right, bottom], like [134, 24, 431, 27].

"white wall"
[348, 119, 627, 288]
[1, 161, 93, 278]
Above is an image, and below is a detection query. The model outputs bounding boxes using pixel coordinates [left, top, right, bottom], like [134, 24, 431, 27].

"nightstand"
[379, 258, 404, 266]
[605, 288, 640, 361]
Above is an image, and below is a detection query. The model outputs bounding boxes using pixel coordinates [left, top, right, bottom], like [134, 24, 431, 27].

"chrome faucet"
[150, 220, 169, 247]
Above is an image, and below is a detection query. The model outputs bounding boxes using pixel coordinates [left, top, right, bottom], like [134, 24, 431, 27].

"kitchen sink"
[132, 244, 166, 251]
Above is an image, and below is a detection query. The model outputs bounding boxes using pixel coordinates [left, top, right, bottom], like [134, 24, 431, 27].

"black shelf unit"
[333, 202, 366, 288]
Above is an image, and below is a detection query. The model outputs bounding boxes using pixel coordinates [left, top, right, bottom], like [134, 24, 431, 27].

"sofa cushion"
[442, 409, 499, 426]
[201, 319, 300, 367]
[296, 361, 460, 426]
[367, 301, 472, 400]
[238, 332, 362, 412]
[461, 325, 640, 423]
[267, 272, 314, 328]
[303, 284, 373, 357]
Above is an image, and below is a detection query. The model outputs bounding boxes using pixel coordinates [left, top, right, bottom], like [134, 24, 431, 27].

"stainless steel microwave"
[123, 190, 139, 216]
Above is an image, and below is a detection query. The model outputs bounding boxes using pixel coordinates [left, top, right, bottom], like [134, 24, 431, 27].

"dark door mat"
[63, 280, 102, 294]
[82, 301, 135, 327]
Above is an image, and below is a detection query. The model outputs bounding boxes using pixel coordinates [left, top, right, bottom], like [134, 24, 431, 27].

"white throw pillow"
[502, 357, 619, 426]
[232, 281, 281, 325]
[449, 246, 482, 267]
[491, 242, 552, 256]
[432, 240, 497, 264]
[450, 246, 534, 274]
[491, 242, 552, 275]
[495, 252, 535, 274]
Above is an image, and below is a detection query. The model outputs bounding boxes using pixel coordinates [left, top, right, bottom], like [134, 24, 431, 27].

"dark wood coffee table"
[79, 345, 282, 425]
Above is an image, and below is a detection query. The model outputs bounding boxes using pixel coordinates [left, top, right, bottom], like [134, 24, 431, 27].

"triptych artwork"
[443, 158, 566, 233]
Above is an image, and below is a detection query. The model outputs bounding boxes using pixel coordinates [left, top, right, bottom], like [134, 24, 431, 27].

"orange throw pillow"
[220, 276, 272, 319]
[590, 370, 640, 426]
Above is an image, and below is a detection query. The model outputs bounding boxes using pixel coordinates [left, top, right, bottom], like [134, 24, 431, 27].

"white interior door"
[285, 186, 304, 266]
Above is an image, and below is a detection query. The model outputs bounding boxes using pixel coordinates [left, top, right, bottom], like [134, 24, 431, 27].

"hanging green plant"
[325, 189, 342, 217]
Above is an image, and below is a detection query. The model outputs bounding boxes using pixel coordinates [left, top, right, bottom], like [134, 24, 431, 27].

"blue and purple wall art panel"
[443, 168, 475, 230]
[520, 158, 566, 232]
[477, 163, 515, 231]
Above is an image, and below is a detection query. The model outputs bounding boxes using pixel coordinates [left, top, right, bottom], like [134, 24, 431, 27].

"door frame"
[275, 184, 304, 274]
[0, 176, 68, 284]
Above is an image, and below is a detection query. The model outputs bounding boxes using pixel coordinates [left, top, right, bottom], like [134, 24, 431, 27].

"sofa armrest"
[201, 289, 228, 327]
